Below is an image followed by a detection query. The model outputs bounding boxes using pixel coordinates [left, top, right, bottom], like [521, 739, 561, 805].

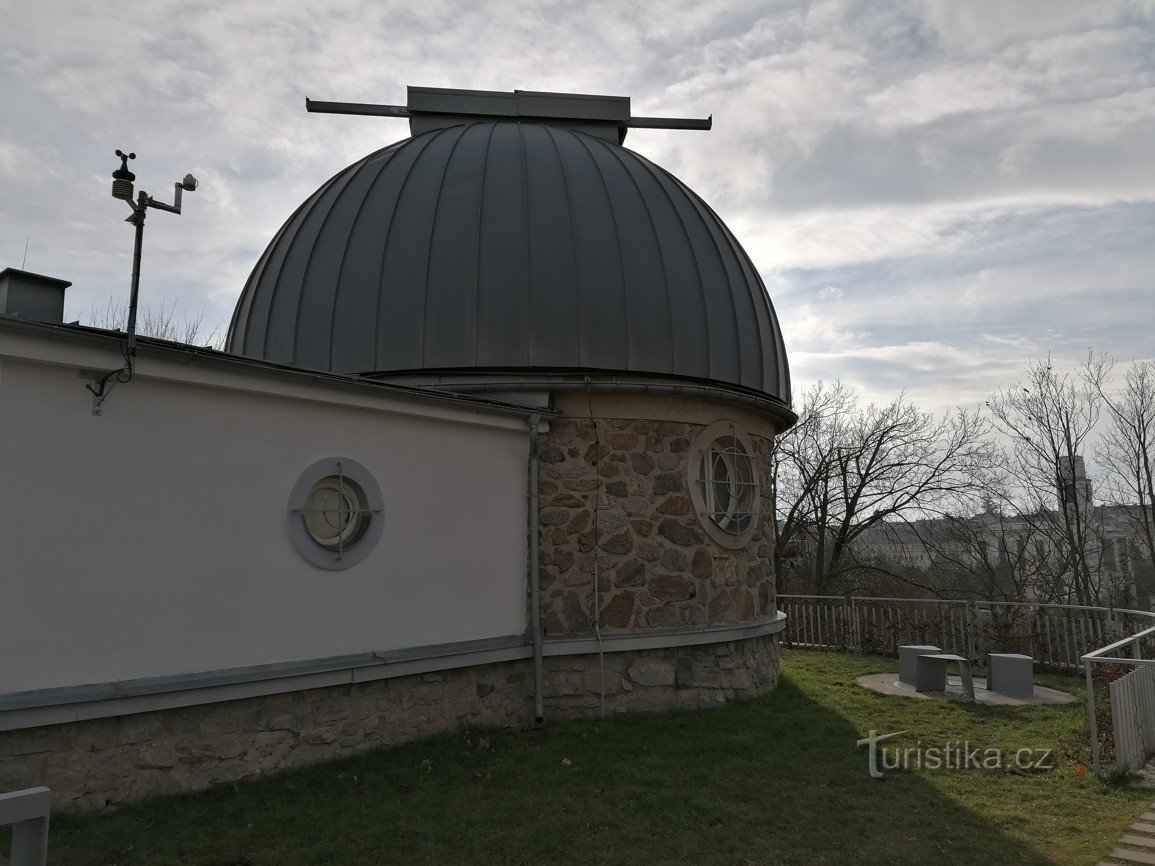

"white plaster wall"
[0, 346, 529, 694]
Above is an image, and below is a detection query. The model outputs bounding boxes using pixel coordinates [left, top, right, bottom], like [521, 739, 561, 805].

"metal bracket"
[80, 368, 127, 416]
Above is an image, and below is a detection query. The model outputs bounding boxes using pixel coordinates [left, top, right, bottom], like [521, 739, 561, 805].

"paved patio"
[856, 671, 1077, 706]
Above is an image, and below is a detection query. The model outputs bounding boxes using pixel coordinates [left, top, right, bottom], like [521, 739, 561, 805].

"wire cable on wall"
[585, 377, 607, 718]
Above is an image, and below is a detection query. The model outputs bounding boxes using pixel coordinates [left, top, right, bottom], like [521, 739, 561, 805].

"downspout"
[528, 413, 545, 724]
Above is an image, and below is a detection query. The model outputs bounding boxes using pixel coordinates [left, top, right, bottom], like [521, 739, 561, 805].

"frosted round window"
[687, 421, 761, 549]
[288, 458, 383, 569]
[302, 476, 372, 551]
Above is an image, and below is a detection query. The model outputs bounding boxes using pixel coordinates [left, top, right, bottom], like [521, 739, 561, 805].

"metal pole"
[527, 414, 544, 725]
[1085, 659, 1100, 775]
[125, 193, 147, 358]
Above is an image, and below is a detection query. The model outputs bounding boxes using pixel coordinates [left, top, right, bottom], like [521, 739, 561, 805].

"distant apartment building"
[850, 457, 1152, 606]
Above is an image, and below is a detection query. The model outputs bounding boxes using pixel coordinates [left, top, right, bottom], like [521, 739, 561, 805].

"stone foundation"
[0, 636, 777, 812]
[543, 635, 780, 717]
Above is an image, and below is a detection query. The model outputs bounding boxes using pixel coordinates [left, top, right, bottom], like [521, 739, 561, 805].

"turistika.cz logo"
[856, 730, 1054, 778]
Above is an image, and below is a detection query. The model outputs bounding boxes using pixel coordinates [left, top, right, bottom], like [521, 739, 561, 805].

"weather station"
[86, 150, 198, 414]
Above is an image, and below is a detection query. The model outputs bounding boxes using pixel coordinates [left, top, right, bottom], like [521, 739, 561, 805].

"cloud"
[0, 0, 1151, 426]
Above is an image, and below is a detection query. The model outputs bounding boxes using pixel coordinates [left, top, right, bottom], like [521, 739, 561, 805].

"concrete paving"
[1100, 803, 1155, 864]
[856, 671, 1077, 706]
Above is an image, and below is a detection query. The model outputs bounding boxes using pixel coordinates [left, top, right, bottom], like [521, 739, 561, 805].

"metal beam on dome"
[305, 99, 409, 118]
[627, 115, 712, 130]
[305, 87, 712, 143]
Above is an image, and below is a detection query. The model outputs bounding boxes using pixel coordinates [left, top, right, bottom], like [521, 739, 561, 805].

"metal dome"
[227, 88, 791, 410]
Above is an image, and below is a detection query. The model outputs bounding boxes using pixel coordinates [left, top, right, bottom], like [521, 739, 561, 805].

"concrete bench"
[987, 653, 1034, 698]
[898, 644, 942, 688]
[0, 786, 50, 866]
[915, 653, 975, 700]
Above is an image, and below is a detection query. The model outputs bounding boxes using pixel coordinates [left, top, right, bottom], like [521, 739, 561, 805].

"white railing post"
[0, 786, 51, 866]
[1085, 660, 1100, 775]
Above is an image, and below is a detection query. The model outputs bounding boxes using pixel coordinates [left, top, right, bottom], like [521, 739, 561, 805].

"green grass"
[44, 650, 1151, 865]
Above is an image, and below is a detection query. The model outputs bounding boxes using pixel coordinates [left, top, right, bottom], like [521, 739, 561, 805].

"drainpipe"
[528, 413, 545, 724]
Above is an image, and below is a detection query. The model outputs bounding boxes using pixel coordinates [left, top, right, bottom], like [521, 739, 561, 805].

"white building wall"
[0, 333, 530, 695]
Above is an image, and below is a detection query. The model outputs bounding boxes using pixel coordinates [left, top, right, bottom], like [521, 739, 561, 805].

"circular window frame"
[287, 457, 384, 570]
[686, 420, 762, 549]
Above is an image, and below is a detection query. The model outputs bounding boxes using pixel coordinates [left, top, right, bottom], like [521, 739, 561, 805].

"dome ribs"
[229, 115, 788, 408]
[294, 149, 388, 372]
[328, 148, 404, 373]
[637, 157, 724, 383]
[523, 124, 580, 368]
[229, 169, 342, 359]
[227, 184, 312, 356]
[718, 214, 791, 400]
[517, 122, 533, 367]
[662, 173, 754, 392]
[471, 122, 498, 369]
[700, 197, 776, 396]
[554, 128, 628, 371]
[600, 141, 678, 378]
[265, 161, 362, 365]
[475, 122, 532, 368]
[581, 138, 672, 376]
[612, 145, 710, 380]
[421, 123, 481, 369]
[371, 131, 441, 372]
[539, 125, 585, 368]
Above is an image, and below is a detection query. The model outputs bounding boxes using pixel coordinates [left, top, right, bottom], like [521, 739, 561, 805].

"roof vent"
[0, 268, 71, 324]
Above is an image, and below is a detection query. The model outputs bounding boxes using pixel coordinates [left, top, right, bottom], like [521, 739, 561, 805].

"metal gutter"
[528, 414, 545, 724]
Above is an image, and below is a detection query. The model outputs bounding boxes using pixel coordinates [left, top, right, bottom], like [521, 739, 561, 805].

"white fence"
[780, 594, 1155, 671]
[1111, 665, 1155, 770]
[1079, 623, 1155, 773]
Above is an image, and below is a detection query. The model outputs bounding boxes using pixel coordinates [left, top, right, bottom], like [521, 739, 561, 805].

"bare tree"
[771, 381, 996, 594]
[985, 357, 1108, 604]
[87, 297, 224, 349]
[1092, 357, 1155, 591]
[837, 477, 1044, 602]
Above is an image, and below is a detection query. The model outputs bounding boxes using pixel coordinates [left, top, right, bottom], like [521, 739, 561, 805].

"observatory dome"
[227, 87, 791, 413]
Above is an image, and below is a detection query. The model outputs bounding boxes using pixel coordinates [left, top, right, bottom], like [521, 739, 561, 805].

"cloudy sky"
[1, 0, 1152, 417]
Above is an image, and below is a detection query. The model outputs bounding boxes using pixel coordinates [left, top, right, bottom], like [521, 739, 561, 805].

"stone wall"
[538, 396, 778, 637]
[543, 635, 779, 717]
[0, 637, 777, 812]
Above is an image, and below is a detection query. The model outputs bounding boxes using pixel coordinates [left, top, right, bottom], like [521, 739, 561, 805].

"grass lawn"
[41, 649, 1151, 865]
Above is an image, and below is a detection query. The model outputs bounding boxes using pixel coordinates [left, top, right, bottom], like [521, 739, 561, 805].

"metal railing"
[779, 594, 1155, 774]
[1080, 624, 1155, 773]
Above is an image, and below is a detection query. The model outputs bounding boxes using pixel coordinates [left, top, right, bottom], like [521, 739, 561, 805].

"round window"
[700, 436, 756, 535]
[687, 421, 761, 548]
[287, 458, 383, 569]
[302, 475, 372, 551]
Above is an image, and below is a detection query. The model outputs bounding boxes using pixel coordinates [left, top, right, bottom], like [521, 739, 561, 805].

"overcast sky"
[1, 0, 1152, 417]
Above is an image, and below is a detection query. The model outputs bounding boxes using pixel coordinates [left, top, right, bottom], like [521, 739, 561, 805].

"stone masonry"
[0, 637, 777, 812]
[537, 395, 778, 637]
